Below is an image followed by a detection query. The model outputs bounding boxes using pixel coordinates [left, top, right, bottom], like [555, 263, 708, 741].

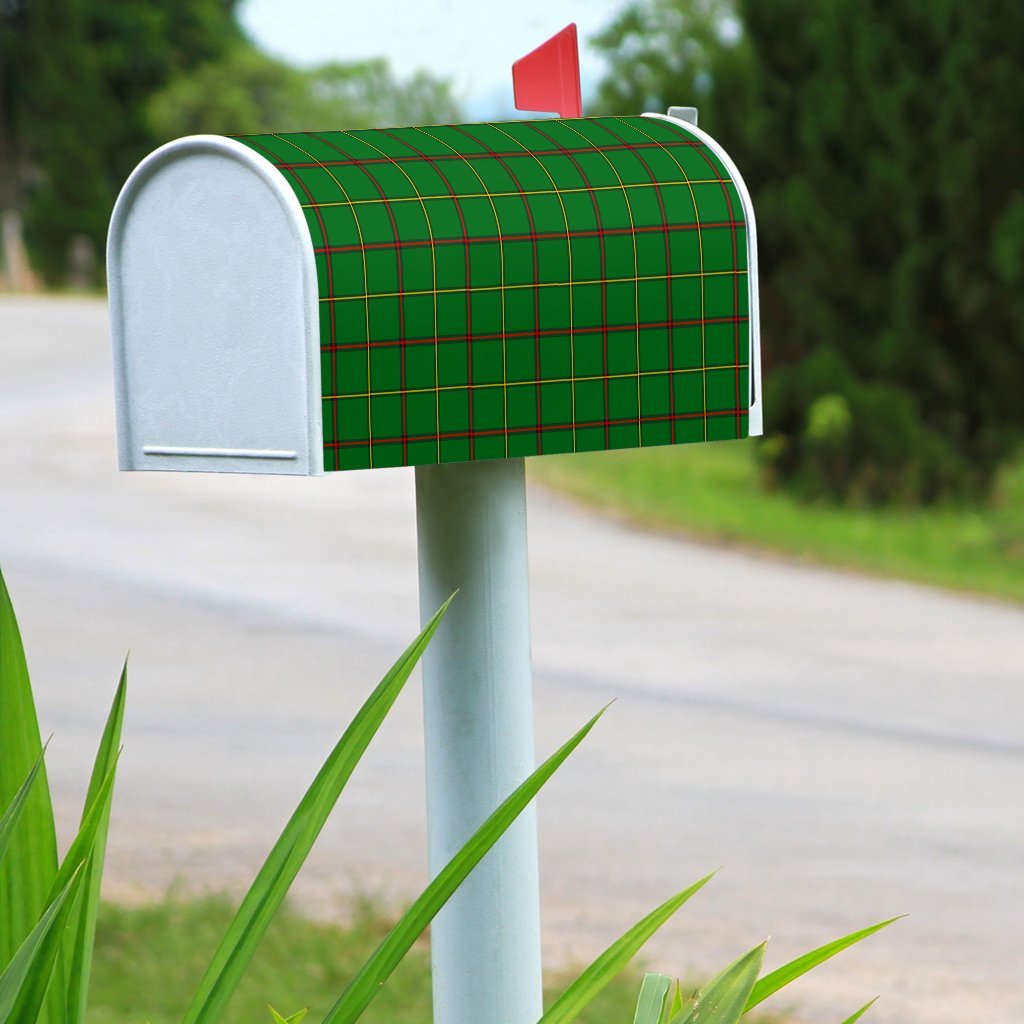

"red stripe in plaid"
[595, 119, 679, 443]
[324, 405, 747, 450]
[378, 127, 479, 459]
[280, 138, 706, 170]
[448, 123, 548, 451]
[307, 131, 414, 462]
[523, 120, 614, 446]
[323, 314, 749, 353]
[312, 220, 743, 255]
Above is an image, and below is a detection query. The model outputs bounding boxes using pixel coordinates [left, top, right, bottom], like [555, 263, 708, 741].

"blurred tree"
[0, 0, 461, 287]
[1, 0, 242, 284]
[146, 45, 312, 140]
[0, 0, 27, 213]
[592, 0, 743, 117]
[301, 60, 463, 130]
[147, 47, 462, 140]
[594, 0, 1024, 504]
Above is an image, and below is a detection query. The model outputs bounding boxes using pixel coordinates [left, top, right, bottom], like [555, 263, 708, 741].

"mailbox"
[108, 112, 760, 475]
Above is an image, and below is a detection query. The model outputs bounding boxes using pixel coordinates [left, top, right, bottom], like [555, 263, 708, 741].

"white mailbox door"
[108, 136, 322, 475]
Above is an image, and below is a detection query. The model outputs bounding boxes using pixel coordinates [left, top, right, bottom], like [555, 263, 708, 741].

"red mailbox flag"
[512, 24, 583, 118]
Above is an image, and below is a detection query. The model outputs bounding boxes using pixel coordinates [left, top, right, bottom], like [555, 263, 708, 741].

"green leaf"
[669, 943, 765, 1024]
[182, 597, 453, 1024]
[50, 762, 119, 906]
[745, 918, 902, 1011]
[540, 873, 714, 1024]
[0, 567, 59, 1000]
[0, 750, 46, 870]
[66, 662, 127, 1024]
[839, 997, 878, 1024]
[633, 974, 671, 1024]
[268, 1008, 308, 1024]
[0, 867, 85, 1024]
[666, 980, 684, 1021]
[321, 708, 606, 1024]
[12, 761, 119, 1023]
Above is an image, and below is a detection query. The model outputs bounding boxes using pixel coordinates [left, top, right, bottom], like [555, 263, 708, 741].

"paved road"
[1, 297, 1022, 1022]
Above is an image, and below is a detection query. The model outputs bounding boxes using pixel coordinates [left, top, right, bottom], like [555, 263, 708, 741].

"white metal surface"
[415, 458, 543, 1024]
[645, 111, 763, 436]
[107, 135, 323, 476]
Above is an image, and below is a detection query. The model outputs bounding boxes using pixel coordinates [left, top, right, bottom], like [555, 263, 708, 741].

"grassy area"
[88, 895, 646, 1024]
[530, 441, 1024, 604]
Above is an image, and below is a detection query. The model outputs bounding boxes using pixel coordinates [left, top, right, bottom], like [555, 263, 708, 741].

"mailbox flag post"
[415, 458, 541, 1024]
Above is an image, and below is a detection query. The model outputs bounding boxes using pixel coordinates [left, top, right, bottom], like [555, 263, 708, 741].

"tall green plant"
[1, 564, 897, 1024]
[0, 570, 599, 1024]
[532, 890, 897, 1024]
[0, 569, 58, 974]
[0, 567, 124, 1024]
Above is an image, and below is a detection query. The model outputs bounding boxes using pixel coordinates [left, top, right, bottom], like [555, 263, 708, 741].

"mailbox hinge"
[667, 106, 699, 126]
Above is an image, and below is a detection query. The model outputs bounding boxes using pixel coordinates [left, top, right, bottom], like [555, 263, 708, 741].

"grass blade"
[0, 750, 46, 870]
[12, 763, 118, 1021]
[182, 598, 453, 1024]
[666, 980, 684, 1020]
[540, 873, 715, 1024]
[633, 973, 672, 1024]
[840, 997, 878, 1023]
[0, 868, 84, 1024]
[49, 763, 118, 904]
[0, 568, 59, 995]
[321, 708, 606, 1024]
[66, 662, 127, 1024]
[745, 918, 902, 1012]
[269, 1009, 308, 1024]
[670, 943, 765, 1024]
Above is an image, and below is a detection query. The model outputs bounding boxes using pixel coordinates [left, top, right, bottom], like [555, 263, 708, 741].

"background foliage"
[0, 0, 461, 286]
[147, 50, 461, 141]
[594, 0, 1024, 504]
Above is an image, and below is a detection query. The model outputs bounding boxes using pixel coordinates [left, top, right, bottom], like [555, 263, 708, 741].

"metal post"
[415, 457, 542, 1024]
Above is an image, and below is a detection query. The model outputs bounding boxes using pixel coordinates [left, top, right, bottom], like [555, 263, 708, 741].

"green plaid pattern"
[235, 116, 752, 472]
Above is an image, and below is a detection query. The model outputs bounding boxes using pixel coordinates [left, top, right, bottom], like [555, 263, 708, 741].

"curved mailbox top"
[109, 113, 759, 475]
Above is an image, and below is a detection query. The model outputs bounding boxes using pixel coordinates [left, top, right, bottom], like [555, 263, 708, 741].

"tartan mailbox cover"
[108, 113, 760, 476]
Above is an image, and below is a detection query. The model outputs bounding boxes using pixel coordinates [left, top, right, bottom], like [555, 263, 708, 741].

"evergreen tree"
[595, 0, 1024, 503]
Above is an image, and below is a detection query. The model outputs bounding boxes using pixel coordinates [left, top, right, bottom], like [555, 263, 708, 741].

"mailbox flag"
[512, 24, 583, 118]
